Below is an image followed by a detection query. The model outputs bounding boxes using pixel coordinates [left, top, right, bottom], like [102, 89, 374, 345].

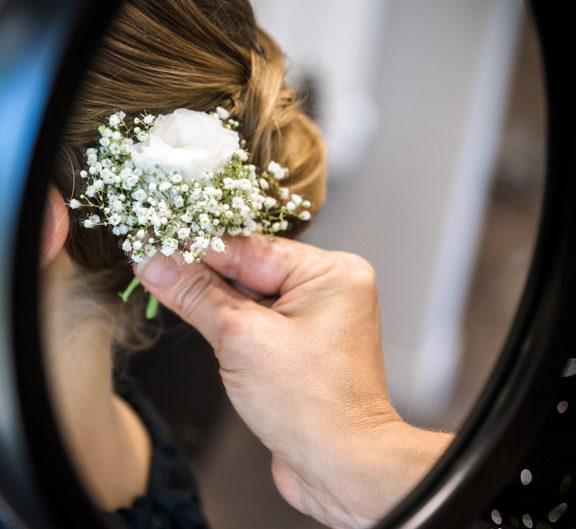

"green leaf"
[510, 516, 520, 528]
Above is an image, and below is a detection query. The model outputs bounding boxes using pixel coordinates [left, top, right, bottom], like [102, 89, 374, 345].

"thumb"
[134, 255, 260, 347]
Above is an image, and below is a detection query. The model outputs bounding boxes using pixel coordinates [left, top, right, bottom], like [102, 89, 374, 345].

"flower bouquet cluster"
[71, 107, 312, 317]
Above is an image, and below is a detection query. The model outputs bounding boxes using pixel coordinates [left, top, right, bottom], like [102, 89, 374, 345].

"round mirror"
[1, 1, 573, 529]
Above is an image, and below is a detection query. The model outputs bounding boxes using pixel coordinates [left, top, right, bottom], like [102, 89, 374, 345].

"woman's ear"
[40, 185, 70, 269]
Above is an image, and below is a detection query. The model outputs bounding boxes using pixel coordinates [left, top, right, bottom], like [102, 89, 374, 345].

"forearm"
[272, 417, 454, 529]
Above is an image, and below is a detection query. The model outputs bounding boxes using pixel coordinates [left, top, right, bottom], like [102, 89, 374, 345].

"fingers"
[134, 255, 261, 348]
[200, 233, 330, 296]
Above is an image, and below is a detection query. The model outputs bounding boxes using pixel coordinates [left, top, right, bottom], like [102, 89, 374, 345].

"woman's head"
[50, 0, 326, 347]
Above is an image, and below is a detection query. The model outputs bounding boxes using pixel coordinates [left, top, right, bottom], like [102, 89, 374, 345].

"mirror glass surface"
[37, 0, 545, 527]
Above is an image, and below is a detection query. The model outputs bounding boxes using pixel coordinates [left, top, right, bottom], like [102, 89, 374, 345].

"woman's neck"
[40, 251, 151, 510]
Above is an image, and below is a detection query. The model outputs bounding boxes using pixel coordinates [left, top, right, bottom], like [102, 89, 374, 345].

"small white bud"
[216, 107, 230, 120]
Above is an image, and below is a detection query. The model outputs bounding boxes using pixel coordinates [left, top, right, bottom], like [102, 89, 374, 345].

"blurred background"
[127, 0, 546, 527]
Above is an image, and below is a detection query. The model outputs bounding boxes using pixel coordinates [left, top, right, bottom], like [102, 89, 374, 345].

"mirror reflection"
[38, 0, 544, 528]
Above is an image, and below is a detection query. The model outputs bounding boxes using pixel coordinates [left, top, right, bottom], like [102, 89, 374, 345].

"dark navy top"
[100, 379, 210, 529]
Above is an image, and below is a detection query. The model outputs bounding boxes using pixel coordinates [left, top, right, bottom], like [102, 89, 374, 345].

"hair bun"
[238, 29, 326, 216]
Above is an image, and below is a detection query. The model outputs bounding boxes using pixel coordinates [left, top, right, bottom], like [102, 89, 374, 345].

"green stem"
[146, 295, 160, 320]
[119, 277, 141, 302]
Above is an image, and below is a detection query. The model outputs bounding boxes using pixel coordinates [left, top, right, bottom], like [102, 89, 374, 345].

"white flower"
[161, 238, 179, 256]
[129, 108, 240, 182]
[109, 113, 122, 127]
[238, 179, 252, 191]
[76, 108, 313, 273]
[110, 199, 124, 213]
[232, 196, 244, 210]
[132, 189, 147, 201]
[216, 107, 230, 120]
[268, 161, 287, 180]
[101, 168, 116, 184]
[198, 213, 210, 228]
[177, 227, 191, 240]
[145, 246, 157, 258]
[192, 236, 210, 251]
[100, 137, 111, 147]
[83, 215, 101, 229]
[109, 213, 122, 226]
[210, 237, 226, 252]
[259, 178, 269, 190]
[223, 178, 236, 190]
[236, 149, 249, 162]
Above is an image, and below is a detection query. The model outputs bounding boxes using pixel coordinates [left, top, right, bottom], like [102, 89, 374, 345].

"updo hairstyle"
[51, 0, 326, 349]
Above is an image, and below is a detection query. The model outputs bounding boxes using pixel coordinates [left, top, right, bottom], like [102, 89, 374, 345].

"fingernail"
[136, 255, 179, 288]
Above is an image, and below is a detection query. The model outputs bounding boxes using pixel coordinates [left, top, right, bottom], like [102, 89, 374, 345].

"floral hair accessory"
[71, 108, 312, 318]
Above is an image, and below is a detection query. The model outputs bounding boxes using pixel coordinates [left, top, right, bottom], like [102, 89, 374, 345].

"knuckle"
[216, 307, 243, 347]
[171, 268, 216, 317]
[332, 252, 377, 289]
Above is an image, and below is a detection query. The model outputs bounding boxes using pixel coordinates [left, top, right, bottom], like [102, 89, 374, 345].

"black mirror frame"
[0, 1, 573, 528]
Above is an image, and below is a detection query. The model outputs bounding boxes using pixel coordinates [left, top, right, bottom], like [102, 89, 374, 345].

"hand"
[134, 234, 452, 529]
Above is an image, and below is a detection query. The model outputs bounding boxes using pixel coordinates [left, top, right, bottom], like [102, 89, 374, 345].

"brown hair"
[53, 0, 326, 348]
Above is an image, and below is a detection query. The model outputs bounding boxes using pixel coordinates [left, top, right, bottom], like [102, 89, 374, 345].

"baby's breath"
[71, 109, 312, 265]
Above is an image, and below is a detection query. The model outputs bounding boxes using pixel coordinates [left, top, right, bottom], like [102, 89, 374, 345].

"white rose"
[129, 108, 240, 182]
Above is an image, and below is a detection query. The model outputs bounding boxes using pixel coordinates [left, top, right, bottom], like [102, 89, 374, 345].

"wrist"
[274, 412, 454, 529]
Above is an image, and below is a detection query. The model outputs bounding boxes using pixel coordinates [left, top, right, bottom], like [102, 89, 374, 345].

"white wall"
[252, 0, 523, 427]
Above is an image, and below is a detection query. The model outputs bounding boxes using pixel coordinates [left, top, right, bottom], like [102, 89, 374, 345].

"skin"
[41, 185, 454, 526]
[134, 233, 455, 529]
[40, 186, 152, 511]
